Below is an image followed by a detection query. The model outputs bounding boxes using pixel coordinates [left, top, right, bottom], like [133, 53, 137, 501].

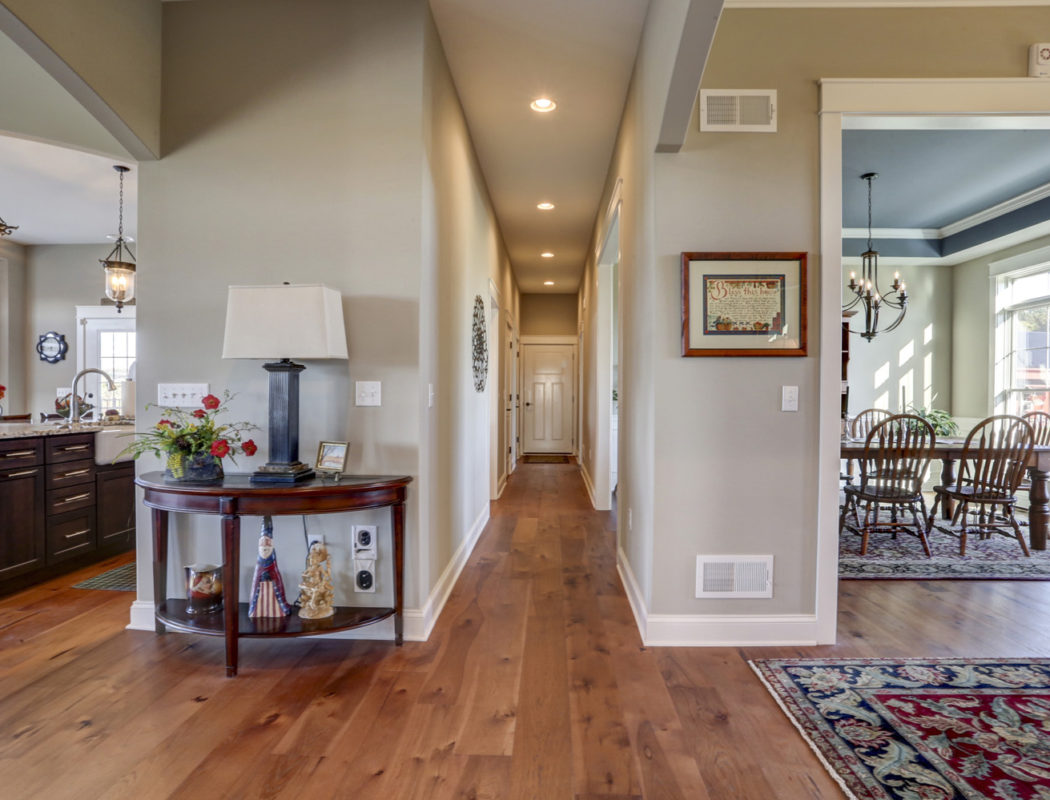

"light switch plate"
[781, 385, 799, 412]
[355, 381, 381, 407]
[158, 383, 210, 407]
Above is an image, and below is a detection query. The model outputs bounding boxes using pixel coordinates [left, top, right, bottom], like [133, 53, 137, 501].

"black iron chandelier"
[843, 172, 907, 341]
[100, 165, 135, 312]
[0, 214, 17, 237]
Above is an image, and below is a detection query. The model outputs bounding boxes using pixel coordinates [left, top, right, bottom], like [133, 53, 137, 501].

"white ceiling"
[0, 135, 137, 246]
[430, 0, 650, 293]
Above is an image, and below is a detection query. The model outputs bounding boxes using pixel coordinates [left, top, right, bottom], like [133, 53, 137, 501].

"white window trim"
[75, 305, 136, 372]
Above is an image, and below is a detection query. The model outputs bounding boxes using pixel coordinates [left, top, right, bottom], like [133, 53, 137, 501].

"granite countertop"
[0, 420, 136, 440]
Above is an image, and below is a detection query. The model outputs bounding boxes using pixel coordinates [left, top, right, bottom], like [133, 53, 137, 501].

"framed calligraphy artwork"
[681, 252, 807, 357]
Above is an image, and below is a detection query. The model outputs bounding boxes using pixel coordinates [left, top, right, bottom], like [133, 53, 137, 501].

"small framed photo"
[681, 251, 807, 357]
[315, 441, 349, 475]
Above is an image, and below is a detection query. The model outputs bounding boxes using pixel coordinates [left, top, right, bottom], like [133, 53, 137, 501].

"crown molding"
[727, 0, 1050, 7]
[842, 227, 939, 239]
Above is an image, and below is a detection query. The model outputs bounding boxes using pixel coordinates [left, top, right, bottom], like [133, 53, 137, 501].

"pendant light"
[0, 215, 17, 237]
[843, 172, 908, 341]
[100, 165, 135, 312]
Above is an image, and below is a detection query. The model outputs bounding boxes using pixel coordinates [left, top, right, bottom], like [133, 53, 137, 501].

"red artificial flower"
[157, 419, 173, 428]
[210, 439, 230, 458]
[201, 394, 221, 410]
[242, 439, 258, 456]
[192, 409, 206, 419]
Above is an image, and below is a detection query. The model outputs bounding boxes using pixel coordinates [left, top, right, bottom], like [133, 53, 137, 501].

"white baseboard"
[580, 462, 598, 508]
[126, 504, 492, 645]
[615, 547, 819, 646]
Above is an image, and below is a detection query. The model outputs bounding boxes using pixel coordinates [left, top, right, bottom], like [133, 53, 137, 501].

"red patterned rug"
[751, 657, 1050, 799]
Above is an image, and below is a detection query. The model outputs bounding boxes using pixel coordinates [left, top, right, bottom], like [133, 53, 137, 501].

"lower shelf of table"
[156, 600, 395, 638]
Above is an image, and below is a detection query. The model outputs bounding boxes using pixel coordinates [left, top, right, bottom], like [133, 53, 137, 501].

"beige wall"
[0, 0, 161, 158]
[520, 293, 577, 336]
[140, 0, 428, 608]
[845, 263, 953, 417]
[0, 238, 25, 413]
[24, 244, 101, 417]
[422, 7, 518, 592]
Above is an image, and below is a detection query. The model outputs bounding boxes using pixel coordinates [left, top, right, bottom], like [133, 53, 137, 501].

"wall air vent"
[699, 90, 776, 133]
[695, 555, 773, 598]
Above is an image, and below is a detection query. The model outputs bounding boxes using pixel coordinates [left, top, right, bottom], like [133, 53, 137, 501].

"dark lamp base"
[251, 462, 315, 484]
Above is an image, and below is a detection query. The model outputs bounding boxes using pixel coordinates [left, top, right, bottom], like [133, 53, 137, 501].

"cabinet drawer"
[47, 434, 95, 464]
[46, 510, 95, 563]
[0, 439, 43, 470]
[47, 459, 95, 490]
[46, 483, 95, 516]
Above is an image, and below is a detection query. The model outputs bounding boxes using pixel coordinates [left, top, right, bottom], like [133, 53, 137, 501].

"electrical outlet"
[355, 381, 381, 407]
[306, 532, 324, 550]
[354, 559, 376, 592]
[352, 525, 377, 558]
[158, 382, 210, 407]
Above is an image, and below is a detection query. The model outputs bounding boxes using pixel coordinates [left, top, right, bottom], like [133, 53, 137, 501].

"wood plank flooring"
[3, 463, 1050, 799]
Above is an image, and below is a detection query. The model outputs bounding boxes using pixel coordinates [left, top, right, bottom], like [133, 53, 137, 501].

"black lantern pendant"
[100, 165, 135, 312]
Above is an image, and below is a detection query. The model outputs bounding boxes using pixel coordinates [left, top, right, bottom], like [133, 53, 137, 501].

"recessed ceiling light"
[530, 97, 556, 113]
[537, 202, 555, 210]
[541, 252, 554, 258]
[543, 280, 555, 286]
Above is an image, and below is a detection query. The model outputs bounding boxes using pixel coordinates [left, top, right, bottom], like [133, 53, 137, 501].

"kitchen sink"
[95, 427, 137, 465]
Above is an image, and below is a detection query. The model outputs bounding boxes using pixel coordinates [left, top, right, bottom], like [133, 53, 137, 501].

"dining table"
[840, 438, 1050, 550]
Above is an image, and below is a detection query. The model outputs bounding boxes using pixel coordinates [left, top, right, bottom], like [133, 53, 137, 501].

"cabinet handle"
[1, 450, 35, 458]
[57, 492, 91, 505]
[59, 445, 90, 452]
[64, 529, 90, 539]
[5, 469, 37, 478]
[61, 469, 91, 478]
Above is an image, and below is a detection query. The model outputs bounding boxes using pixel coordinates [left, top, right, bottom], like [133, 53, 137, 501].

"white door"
[505, 322, 517, 474]
[522, 344, 574, 453]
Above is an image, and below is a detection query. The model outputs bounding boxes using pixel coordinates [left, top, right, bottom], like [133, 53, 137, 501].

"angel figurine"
[248, 516, 292, 617]
[297, 540, 335, 619]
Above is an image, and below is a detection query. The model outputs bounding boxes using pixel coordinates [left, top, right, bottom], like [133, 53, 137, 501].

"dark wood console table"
[136, 471, 412, 676]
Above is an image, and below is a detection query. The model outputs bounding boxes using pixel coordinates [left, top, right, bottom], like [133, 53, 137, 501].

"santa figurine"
[248, 516, 292, 617]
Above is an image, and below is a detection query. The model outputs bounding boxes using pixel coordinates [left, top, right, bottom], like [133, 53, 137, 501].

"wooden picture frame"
[315, 441, 349, 475]
[681, 252, 807, 357]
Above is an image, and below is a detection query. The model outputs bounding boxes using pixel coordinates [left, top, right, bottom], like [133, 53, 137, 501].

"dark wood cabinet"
[0, 431, 134, 594]
[0, 451, 46, 581]
[96, 463, 135, 548]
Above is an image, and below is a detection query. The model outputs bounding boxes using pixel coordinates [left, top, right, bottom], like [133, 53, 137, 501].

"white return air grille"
[695, 555, 773, 598]
[699, 90, 777, 133]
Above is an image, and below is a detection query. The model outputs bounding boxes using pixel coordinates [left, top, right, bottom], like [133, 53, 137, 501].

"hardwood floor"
[3, 464, 1050, 799]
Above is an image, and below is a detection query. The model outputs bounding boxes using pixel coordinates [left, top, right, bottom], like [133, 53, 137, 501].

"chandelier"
[100, 165, 135, 312]
[0, 214, 17, 237]
[843, 172, 907, 341]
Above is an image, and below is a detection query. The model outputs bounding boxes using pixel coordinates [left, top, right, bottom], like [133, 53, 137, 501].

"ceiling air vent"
[695, 555, 773, 598]
[699, 90, 776, 133]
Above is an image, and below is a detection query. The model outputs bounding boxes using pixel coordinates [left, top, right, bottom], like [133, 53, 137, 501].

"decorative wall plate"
[472, 295, 488, 392]
[36, 331, 68, 363]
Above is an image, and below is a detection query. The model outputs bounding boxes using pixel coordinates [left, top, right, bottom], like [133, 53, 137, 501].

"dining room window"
[995, 265, 1050, 415]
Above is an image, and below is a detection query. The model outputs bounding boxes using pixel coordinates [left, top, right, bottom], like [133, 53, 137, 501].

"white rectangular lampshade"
[222, 284, 349, 359]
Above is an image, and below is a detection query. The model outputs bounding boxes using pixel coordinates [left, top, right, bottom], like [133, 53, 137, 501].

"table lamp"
[222, 284, 348, 483]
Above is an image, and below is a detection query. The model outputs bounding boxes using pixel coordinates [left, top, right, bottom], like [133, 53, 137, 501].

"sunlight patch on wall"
[923, 352, 934, 408]
[898, 369, 914, 412]
[875, 391, 889, 409]
[924, 323, 934, 346]
[874, 361, 890, 390]
[898, 339, 914, 368]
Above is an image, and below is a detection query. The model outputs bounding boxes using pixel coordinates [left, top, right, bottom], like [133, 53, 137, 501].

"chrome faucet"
[70, 368, 116, 424]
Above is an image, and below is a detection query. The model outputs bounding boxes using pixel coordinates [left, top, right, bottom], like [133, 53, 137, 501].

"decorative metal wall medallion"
[36, 331, 68, 363]
[472, 295, 488, 392]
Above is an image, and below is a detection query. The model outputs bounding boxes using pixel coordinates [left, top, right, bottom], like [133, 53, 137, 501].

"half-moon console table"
[136, 472, 412, 677]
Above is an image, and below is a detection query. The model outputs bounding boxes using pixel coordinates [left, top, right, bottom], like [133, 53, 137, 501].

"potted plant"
[118, 390, 258, 483]
[907, 404, 959, 437]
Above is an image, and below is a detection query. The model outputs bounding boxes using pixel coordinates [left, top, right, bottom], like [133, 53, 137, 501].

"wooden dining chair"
[928, 414, 1034, 556]
[839, 414, 936, 556]
[844, 408, 893, 485]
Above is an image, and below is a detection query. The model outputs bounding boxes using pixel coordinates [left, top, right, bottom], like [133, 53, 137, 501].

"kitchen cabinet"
[0, 430, 134, 594]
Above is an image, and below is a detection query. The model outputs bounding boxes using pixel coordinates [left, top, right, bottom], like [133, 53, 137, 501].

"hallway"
[4, 463, 1050, 798]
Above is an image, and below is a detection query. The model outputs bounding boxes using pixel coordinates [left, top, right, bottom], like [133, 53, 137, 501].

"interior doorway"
[521, 342, 576, 453]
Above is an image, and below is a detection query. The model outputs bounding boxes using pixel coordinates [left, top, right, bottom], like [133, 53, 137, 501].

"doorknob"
[525, 402, 532, 407]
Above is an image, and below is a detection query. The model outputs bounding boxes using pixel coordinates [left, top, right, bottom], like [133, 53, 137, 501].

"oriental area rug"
[838, 513, 1050, 580]
[751, 657, 1050, 800]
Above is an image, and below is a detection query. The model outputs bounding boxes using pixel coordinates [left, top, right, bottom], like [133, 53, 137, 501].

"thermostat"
[1030, 44, 1050, 78]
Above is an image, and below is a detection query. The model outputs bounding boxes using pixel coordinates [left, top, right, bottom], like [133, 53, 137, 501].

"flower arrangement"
[119, 391, 258, 479]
